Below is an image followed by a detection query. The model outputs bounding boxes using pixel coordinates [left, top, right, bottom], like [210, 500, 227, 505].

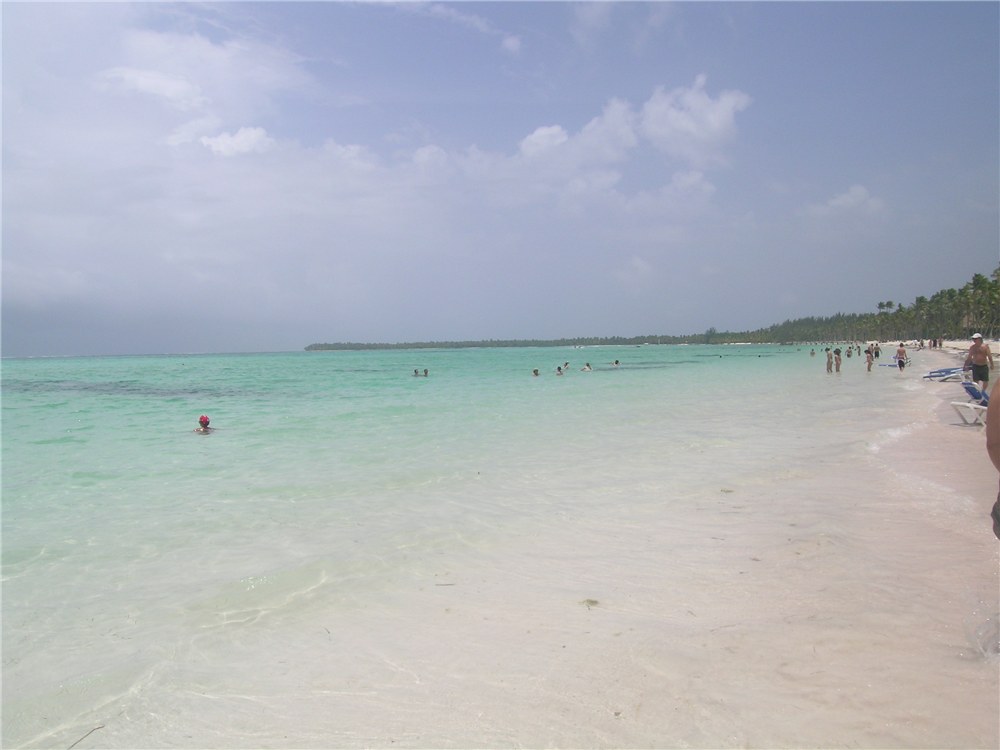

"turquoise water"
[4, 345, 996, 747]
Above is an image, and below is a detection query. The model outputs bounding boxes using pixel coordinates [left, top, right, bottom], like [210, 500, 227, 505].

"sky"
[3, 1, 998, 357]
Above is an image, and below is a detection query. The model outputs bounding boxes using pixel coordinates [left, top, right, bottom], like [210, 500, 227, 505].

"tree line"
[305, 266, 1000, 350]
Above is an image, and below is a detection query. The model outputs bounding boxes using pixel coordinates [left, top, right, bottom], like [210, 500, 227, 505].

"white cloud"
[100, 67, 209, 111]
[640, 74, 751, 167]
[805, 185, 885, 217]
[501, 35, 522, 54]
[571, 3, 615, 50]
[615, 256, 654, 286]
[424, 4, 522, 54]
[200, 127, 274, 156]
[166, 116, 223, 146]
[626, 171, 717, 217]
[520, 125, 569, 157]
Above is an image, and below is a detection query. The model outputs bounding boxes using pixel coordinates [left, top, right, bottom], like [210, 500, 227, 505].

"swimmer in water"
[613, 360, 619, 366]
[423, 369, 428, 377]
[556, 366, 563, 375]
[532, 369, 539, 376]
[414, 369, 420, 376]
[581, 363, 592, 371]
[194, 415, 214, 434]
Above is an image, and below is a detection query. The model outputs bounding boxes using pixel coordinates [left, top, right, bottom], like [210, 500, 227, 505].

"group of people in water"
[809, 336, 996, 393]
[812, 342, 909, 373]
[533, 360, 619, 376]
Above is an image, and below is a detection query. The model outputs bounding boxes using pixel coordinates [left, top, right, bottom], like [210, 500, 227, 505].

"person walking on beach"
[896, 343, 907, 371]
[825, 348, 833, 373]
[964, 333, 994, 393]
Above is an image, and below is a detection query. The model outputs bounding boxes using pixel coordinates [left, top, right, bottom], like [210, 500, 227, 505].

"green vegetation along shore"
[306, 267, 1000, 351]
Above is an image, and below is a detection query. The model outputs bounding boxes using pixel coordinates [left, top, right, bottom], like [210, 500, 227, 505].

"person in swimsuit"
[556, 366, 563, 375]
[194, 415, 214, 434]
[532, 369, 539, 377]
[581, 363, 592, 371]
[833, 348, 842, 372]
[896, 343, 907, 370]
[964, 333, 994, 394]
[866, 347, 874, 372]
[825, 348, 833, 373]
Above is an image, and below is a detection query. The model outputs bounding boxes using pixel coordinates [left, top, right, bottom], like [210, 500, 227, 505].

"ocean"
[3, 345, 997, 748]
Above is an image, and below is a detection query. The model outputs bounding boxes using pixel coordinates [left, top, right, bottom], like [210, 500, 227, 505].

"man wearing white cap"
[964, 333, 994, 394]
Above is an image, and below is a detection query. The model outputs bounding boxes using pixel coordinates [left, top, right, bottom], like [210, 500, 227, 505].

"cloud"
[501, 35, 522, 54]
[100, 67, 209, 111]
[615, 255, 654, 286]
[424, 4, 522, 54]
[520, 125, 570, 157]
[200, 127, 274, 156]
[2, 7, 759, 354]
[805, 185, 885, 217]
[166, 116, 223, 146]
[640, 75, 751, 167]
[571, 3, 615, 50]
[96, 27, 313, 139]
[517, 98, 636, 168]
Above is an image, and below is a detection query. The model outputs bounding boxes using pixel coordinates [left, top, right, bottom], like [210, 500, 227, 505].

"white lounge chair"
[952, 401, 987, 428]
[951, 381, 989, 429]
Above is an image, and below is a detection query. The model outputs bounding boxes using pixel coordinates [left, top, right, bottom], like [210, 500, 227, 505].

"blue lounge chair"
[923, 367, 964, 381]
[960, 381, 989, 404]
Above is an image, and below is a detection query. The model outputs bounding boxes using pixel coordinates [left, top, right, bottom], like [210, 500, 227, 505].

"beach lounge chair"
[923, 367, 964, 381]
[960, 381, 989, 404]
[952, 401, 987, 429]
[951, 381, 989, 429]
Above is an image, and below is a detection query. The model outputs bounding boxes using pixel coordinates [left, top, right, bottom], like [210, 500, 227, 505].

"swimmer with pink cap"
[194, 415, 214, 434]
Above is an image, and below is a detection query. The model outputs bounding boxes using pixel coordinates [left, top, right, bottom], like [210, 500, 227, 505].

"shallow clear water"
[3, 345, 997, 748]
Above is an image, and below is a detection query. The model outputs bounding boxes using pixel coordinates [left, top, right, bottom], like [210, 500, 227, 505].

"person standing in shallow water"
[866, 347, 874, 372]
[896, 343, 907, 371]
[825, 348, 833, 373]
[964, 333, 993, 395]
[834, 348, 842, 372]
